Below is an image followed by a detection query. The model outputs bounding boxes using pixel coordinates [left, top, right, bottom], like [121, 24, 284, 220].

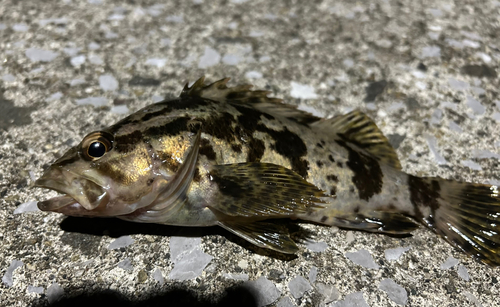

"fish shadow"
[31, 284, 259, 307]
[59, 217, 305, 260]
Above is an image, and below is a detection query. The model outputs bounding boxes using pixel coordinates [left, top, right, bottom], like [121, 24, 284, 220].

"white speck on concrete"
[305, 239, 328, 252]
[245, 71, 263, 79]
[168, 237, 213, 281]
[0, 24, 6, 30]
[259, 55, 271, 62]
[238, 259, 248, 269]
[440, 101, 458, 111]
[117, 258, 133, 271]
[27, 285, 44, 294]
[70, 78, 86, 86]
[331, 292, 369, 307]
[461, 160, 482, 171]
[14, 201, 40, 214]
[343, 58, 354, 68]
[277, 296, 295, 307]
[46, 92, 63, 102]
[412, 70, 427, 79]
[63, 47, 81, 56]
[471, 86, 485, 95]
[316, 283, 340, 303]
[388, 101, 406, 112]
[2, 74, 15, 82]
[12, 23, 29, 32]
[145, 58, 167, 68]
[345, 231, 355, 243]
[152, 95, 164, 103]
[111, 105, 129, 114]
[462, 40, 480, 48]
[461, 30, 482, 41]
[46, 283, 64, 304]
[420, 45, 441, 58]
[108, 13, 125, 21]
[165, 15, 184, 23]
[153, 268, 165, 285]
[198, 46, 221, 69]
[308, 266, 318, 284]
[379, 279, 408, 305]
[475, 52, 491, 63]
[99, 74, 119, 91]
[88, 54, 104, 65]
[427, 8, 443, 17]
[2, 260, 23, 287]
[466, 96, 485, 115]
[231, 0, 249, 3]
[448, 78, 469, 91]
[440, 257, 459, 270]
[449, 121, 462, 133]
[462, 291, 483, 307]
[424, 134, 448, 165]
[430, 108, 443, 125]
[243, 276, 281, 307]
[25, 48, 59, 62]
[75, 96, 108, 107]
[160, 38, 171, 47]
[472, 149, 500, 160]
[345, 249, 379, 269]
[222, 53, 243, 65]
[70, 55, 86, 67]
[290, 82, 318, 99]
[223, 273, 249, 281]
[297, 104, 325, 118]
[385, 246, 411, 261]
[457, 265, 470, 281]
[108, 236, 135, 250]
[88, 42, 100, 50]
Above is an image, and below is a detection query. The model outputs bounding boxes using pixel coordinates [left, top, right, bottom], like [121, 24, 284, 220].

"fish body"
[35, 77, 500, 265]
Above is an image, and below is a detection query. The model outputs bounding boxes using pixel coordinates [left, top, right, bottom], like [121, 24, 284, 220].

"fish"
[35, 77, 500, 266]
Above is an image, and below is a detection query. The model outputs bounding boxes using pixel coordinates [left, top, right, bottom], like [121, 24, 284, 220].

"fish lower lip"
[38, 195, 77, 211]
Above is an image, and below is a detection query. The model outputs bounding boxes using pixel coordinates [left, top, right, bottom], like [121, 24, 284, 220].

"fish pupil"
[88, 141, 106, 158]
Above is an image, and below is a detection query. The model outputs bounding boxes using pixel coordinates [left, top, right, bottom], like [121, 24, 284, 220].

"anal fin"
[331, 211, 419, 235]
[219, 219, 299, 253]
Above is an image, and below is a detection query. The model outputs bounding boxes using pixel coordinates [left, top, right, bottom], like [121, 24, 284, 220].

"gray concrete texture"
[0, 0, 499, 306]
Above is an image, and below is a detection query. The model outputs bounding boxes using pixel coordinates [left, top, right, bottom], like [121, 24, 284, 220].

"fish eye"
[88, 141, 107, 158]
[81, 131, 114, 161]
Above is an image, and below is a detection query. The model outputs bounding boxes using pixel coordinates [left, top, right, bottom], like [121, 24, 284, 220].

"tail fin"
[409, 176, 500, 266]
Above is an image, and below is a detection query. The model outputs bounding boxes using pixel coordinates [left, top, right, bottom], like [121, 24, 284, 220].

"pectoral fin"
[208, 162, 326, 218]
[219, 219, 299, 253]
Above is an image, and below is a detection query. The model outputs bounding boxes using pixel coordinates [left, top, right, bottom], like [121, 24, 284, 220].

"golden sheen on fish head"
[35, 105, 197, 217]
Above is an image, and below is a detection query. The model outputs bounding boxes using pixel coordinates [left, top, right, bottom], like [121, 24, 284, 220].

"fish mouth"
[34, 167, 110, 216]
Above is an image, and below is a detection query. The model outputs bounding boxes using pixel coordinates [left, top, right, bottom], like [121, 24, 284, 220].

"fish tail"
[409, 176, 500, 266]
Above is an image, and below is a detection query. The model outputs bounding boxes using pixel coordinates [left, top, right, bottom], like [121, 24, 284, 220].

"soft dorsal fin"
[312, 110, 401, 169]
[181, 77, 321, 124]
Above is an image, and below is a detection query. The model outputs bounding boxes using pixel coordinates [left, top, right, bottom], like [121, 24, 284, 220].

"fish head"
[35, 129, 171, 217]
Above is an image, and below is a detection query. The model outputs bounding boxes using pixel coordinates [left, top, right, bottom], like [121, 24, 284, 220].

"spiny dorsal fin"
[181, 77, 321, 124]
[312, 110, 401, 169]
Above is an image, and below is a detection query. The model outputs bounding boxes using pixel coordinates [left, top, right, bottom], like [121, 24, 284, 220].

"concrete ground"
[1, 0, 499, 306]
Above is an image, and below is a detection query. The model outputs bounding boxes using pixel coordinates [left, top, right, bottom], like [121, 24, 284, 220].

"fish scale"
[35, 77, 500, 266]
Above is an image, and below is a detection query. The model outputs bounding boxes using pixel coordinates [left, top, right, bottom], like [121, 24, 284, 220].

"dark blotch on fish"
[247, 138, 265, 162]
[199, 139, 217, 160]
[337, 139, 383, 201]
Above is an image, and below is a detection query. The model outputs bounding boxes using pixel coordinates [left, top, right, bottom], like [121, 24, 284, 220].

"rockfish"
[35, 77, 500, 265]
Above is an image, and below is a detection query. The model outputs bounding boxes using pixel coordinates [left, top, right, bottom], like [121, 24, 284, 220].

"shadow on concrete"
[59, 216, 305, 260]
[31, 284, 259, 307]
